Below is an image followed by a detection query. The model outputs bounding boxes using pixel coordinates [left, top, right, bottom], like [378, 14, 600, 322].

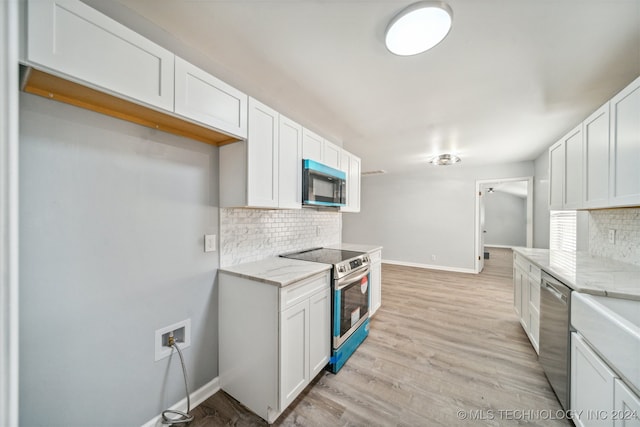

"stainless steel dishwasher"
[539, 271, 572, 410]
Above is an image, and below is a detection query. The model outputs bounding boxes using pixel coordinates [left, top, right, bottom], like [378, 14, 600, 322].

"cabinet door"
[527, 275, 540, 353]
[280, 299, 309, 410]
[610, 76, 640, 207]
[309, 288, 331, 378]
[520, 269, 530, 332]
[174, 57, 247, 138]
[341, 152, 361, 213]
[302, 128, 323, 162]
[614, 379, 640, 427]
[247, 98, 279, 208]
[564, 125, 584, 209]
[370, 261, 382, 316]
[27, 0, 174, 111]
[571, 332, 616, 427]
[278, 115, 303, 209]
[583, 103, 611, 208]
[323, 140, 341, 169]
[349, 154, 362, 212]
[549, 140, 565, 210]
[513, 266, 523, 317]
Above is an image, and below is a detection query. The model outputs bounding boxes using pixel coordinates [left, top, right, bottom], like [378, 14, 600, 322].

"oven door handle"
[336, 267, 370, 290]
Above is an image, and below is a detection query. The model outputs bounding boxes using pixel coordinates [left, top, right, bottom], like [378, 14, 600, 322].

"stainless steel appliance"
[281, 248, 370, 373]
[539, 271, 572, 410]
[302, 159, 346, 208]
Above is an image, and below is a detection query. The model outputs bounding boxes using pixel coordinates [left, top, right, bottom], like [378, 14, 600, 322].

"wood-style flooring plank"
[191, 248, 570, 426]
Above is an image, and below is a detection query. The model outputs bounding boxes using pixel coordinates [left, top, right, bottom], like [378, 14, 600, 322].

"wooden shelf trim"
[22, 67, 240, 147]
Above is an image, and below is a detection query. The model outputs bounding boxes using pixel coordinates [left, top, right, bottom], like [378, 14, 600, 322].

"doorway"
[475, 177, 533, 273]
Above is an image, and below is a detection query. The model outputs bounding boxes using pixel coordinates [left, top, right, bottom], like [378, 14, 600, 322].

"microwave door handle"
[336, 268, 370, 289]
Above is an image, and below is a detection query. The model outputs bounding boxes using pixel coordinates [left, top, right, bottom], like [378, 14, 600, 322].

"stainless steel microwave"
[302, 159, 346, 207]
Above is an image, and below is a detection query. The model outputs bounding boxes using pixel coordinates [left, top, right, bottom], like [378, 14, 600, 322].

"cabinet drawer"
[369, 250, 382, 263]
[280, 272, 330, 311]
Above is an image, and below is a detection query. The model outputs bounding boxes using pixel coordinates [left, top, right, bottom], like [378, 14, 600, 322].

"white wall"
[342, 161, 534, 271]
[19, 93, 219, 426]
[484, 191, 526, 247]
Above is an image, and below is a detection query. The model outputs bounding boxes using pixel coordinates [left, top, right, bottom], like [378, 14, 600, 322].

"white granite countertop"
[513, 247, 640, 300]
[325, 243, 383, 253]
[219, 257, 331, 287]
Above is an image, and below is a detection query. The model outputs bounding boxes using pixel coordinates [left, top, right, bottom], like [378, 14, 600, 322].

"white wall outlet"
[431, 255, 436, 261]
[154, 319, 191, 361]
[608, 229, 616, 244]
[204, 234, 216, 252]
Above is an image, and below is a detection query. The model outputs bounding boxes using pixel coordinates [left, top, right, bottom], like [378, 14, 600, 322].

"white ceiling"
[484, 181, 528, 199]
[117, 0, 640, 173]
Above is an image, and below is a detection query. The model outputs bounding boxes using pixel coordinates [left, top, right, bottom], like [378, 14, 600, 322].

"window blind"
[549, 210, 577, 251]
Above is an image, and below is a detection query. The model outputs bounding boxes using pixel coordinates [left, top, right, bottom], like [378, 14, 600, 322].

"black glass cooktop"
[281, 248, 364, 265]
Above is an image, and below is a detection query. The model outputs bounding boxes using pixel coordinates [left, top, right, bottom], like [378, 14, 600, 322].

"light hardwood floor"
[191, 248, 570, 426]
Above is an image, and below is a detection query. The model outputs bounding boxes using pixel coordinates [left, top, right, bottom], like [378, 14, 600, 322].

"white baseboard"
[382, 259, 476, 274]
[141, 376, 220, 427]
[484, 245, 514, 249]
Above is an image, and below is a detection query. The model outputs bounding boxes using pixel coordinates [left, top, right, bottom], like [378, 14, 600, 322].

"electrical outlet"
[608, 229, 616, 244]
[431, 255, 436, 261]
[155, 319, 191, 361]
[204, 234, 216, 252]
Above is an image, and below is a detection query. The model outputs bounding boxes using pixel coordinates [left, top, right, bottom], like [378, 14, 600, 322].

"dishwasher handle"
[543, 281, 568, 304]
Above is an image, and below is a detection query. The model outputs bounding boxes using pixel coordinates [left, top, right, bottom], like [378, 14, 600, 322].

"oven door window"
[339, 275, 369, 337]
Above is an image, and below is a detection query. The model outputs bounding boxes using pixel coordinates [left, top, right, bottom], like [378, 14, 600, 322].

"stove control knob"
[338, 266, 345, 273]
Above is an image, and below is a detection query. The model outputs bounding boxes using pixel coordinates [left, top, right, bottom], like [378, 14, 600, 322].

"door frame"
[1, 0, 20, 425]
[474, 176, 533, 273]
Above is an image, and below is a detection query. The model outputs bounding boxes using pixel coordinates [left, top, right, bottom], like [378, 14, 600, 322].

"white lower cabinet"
[571, 332, 616, 427]
[369, 249, 382, 316]
[220, 270, 330, 424]
[614, 379, 640, 427]
[570, 332, 640, 427]
[512, 252, 540, 353]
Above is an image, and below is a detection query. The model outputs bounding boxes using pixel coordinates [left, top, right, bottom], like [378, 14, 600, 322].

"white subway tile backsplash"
[220, 208, 342, 267]
[589, 207, 640, 266]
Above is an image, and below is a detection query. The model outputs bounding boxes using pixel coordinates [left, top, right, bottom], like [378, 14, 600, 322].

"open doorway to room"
[475, 177, 533, 273]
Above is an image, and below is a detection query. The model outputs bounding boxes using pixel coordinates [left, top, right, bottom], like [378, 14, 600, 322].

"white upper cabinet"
[564, 125, 584, 210]
[246, 98, 279, 208]
[220, 98, 278, 208]
[278, 115, 303, 209]
[549, 75, 640, 210]
[609, 75, 640, 207]
[340, 150, 361, 213]
[548, 125, 583, 210]
[174, 57, 247, 138]
[323, 140, 341, 169]
[549, 140, 565, 210]
[26, 0, 174, 111]
[220, 99, 305, 209]
[583, 103, 611, 209]
[302, 128, 324, 163]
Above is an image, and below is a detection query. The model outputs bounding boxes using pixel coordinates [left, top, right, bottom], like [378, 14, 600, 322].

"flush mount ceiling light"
[385, 1, 453, 56]
[430, 153, 461, 166]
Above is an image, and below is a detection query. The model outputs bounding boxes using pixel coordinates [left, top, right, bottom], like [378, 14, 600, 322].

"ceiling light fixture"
[488, 187, 495, 193]
[430, 153, 461, 166]
[385, 1, 453, 56]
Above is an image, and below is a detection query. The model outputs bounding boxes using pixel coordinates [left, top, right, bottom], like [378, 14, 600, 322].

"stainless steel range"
[281, 248, 371, 373]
